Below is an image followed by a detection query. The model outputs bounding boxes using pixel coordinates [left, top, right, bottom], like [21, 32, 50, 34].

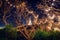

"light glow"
[28, 18, 32, 25]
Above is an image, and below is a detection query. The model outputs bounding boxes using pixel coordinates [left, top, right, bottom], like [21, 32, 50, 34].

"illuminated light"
[47, 27, 51, 30]
[35, 15, 39, 19]
[48, 14, 55, 19]
[10, 4, 13, 7]
[53, 0, 55, 1]
[28, 18, 32, 25]
[45, 7, 53, 12]
[54, 27, 60, 31]
[51, 3, 54, 6]
[20, 2, 26, 7]
[25, 8, 28, 10]
[0, 27, 5, 29]
[13, 5, 15, 7]
[45, 8, 51, 12]
[8, 2, 10, 4]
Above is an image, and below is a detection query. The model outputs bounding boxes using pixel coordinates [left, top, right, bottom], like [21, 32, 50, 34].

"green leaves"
[5, 24, 17, 39]
[33, 29, 49, 40]
[33, 29, 60, 40]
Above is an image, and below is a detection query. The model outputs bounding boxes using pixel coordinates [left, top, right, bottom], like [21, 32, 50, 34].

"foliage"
[0, 25, 60, 40]
[5, 24, 17, 40]
[33, 29, 49, 40]
[49, 31, 60, 40]
[0, 29, 5, 40]
[33, 29, 60, 40]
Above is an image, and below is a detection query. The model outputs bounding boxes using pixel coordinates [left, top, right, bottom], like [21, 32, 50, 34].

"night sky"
[0, 0, 60, 27]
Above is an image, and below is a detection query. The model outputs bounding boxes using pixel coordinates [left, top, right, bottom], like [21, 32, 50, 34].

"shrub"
[49, 31, 60, 40]
[33, 29, 60, 40]
[33, 29, 49, 40]
[5, 24, 17, 40]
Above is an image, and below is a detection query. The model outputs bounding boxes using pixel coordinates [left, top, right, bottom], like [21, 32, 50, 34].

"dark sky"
[0, 0, 60, 27]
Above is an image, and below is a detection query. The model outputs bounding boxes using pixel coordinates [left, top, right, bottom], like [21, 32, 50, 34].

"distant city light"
[48, 14, 55, 19]
[10, 4, 13, 7]
[54, 27, 60, 31]
[45, 8, 51, 12]
[53, 0, 56, 1]
[28, 18, 32, 25]
[51, 3, 54, 6]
